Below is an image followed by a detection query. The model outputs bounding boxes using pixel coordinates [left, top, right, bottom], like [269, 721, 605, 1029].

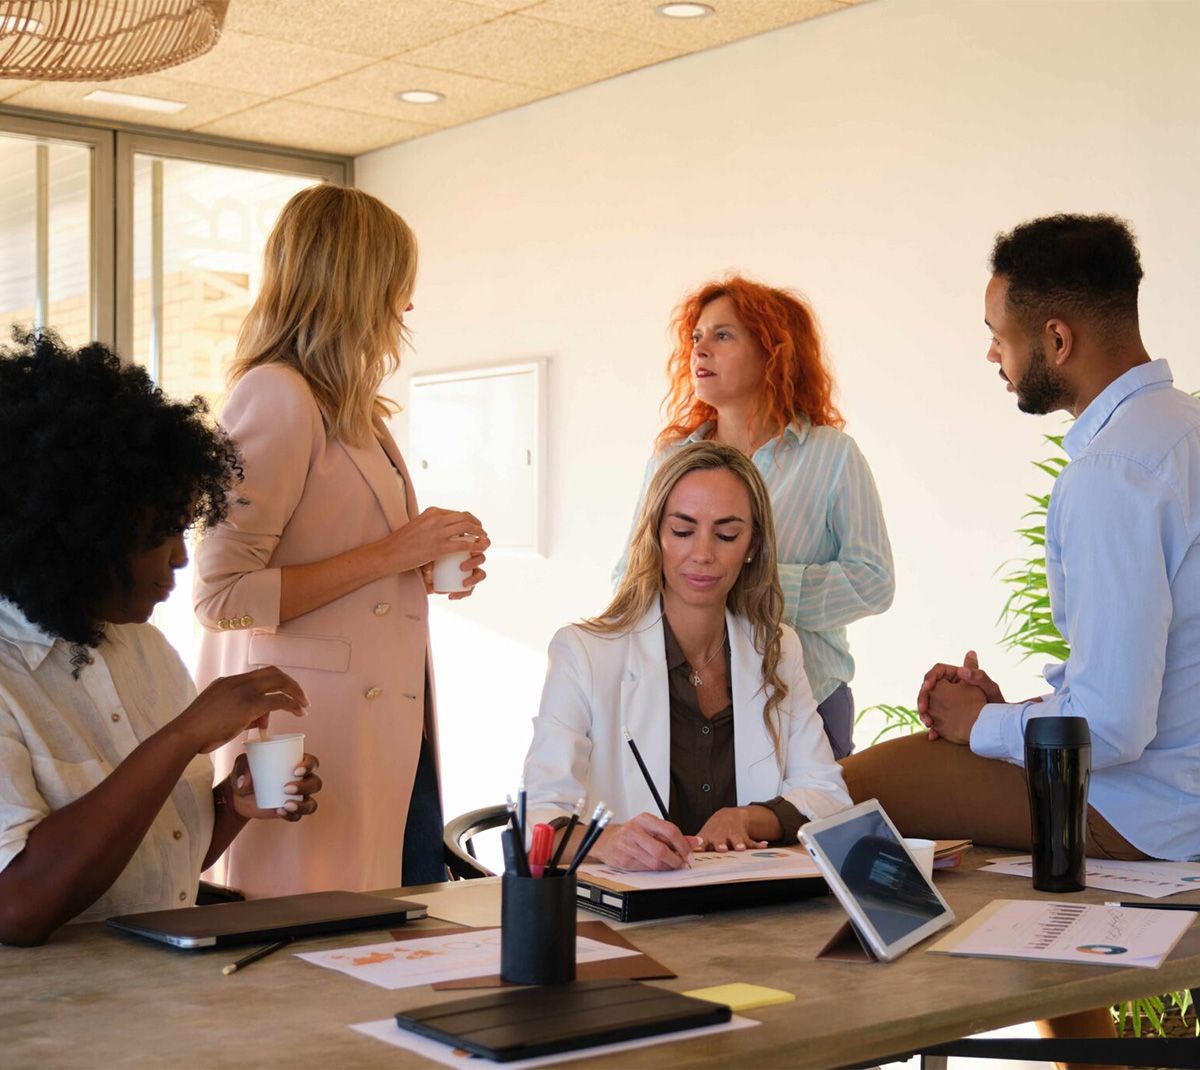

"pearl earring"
[745, 556, 753, 563]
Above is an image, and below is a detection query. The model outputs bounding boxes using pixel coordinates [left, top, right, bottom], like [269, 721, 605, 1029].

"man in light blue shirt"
[842, 213, 1200, 866]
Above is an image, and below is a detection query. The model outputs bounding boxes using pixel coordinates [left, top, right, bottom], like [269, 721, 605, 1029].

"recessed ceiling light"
[0, 16, 43, 33]
[656, 2, 713, 18]
[395, 90, 445, 105]
[83, 89, 187, 114]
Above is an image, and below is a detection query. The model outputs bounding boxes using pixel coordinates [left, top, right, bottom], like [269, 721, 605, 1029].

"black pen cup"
[1025, 716, 1091, 893]
[500, 872, 577, 985]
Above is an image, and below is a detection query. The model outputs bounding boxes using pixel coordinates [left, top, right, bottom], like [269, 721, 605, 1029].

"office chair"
[443, 804, 510, 880]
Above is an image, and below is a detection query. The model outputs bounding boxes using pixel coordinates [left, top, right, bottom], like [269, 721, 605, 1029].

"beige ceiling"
[0, 0, 863, 157]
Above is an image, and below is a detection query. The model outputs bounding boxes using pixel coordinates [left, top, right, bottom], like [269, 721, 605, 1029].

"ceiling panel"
[168, 31, 372, 96]
[194, 97, 436, 155]
[4, 74, 265, 130]
[0, 0, 866, 155]
[292, 60, 544, 127]
[223, 0, 498, 58]
[400, 13, 675, 92]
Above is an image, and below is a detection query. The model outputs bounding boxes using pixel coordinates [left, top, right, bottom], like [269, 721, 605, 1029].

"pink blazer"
[194, 363, 437, 897]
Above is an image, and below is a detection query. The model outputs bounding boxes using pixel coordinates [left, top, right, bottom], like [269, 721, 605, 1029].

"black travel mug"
[1024, 716, 1091, 893]
[500, 872, 577, 984]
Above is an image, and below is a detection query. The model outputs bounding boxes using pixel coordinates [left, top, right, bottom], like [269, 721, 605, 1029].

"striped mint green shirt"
[615, 421, 895, 703]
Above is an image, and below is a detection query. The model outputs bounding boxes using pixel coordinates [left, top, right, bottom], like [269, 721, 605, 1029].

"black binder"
[393, 978, 730, 1062]
[576, 873, 827, 922]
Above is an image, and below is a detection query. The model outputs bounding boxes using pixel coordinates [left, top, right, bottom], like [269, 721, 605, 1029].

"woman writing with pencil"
[523, 443, 851, 871]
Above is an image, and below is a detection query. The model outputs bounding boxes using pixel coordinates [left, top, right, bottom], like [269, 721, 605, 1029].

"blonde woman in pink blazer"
[194, 186, 487, 898]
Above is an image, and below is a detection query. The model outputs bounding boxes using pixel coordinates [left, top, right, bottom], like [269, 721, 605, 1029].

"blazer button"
[239, 615, 254, 628]
[364, 687, 382, 700]
[217, 618, 229, 630]
[373, 602, 391, 616]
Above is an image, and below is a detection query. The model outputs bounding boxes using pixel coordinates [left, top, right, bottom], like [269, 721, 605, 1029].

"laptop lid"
[107, 890, 427, 948]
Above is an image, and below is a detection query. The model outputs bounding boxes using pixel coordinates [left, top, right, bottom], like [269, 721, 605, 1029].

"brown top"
[663, 618, 803, 841]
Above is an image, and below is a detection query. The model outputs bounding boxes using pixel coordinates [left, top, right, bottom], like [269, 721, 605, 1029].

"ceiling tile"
[463, 0, 546, 9]
[2, 75, 265, 130]
[0, 79, 38, 101]
[168, 30, 372, 96]
[195, 98, 435, 155]
[399, 13, 675, 91]
[225, 0, 498, 59]
[529, 0, 845, 51]
[291, 60, 545, 126]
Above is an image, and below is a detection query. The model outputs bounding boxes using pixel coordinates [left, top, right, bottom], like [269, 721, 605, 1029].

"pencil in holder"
[500, 872, 577, 985]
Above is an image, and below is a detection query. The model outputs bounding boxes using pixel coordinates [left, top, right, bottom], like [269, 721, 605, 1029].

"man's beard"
[1015, 341, 1069, 415]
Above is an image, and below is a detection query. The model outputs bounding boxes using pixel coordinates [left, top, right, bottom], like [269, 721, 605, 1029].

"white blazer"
[523, 606, 852, 840]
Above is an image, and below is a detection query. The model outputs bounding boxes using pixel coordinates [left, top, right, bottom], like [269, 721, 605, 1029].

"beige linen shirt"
[0, 599, 214, 925]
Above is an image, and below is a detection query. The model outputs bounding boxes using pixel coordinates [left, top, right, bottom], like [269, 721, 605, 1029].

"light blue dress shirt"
[971, 360, 1200, 860]
[616, 422, 895, 704]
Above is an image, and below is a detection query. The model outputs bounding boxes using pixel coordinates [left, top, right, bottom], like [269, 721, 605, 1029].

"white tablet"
[799, 799, 955, 962]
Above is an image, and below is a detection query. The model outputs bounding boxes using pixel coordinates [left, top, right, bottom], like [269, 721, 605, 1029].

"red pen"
[528, 823, 554, 878]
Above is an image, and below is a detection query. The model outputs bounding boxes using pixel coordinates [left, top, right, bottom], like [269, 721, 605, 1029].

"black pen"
[565, 810, 613, 877]
[505, 795, 530, 877]
[622, 727, 669, 820]
[1105, 901, 1200, 911]
[547, 796, 586, 875]
[221, 937, 292, 975]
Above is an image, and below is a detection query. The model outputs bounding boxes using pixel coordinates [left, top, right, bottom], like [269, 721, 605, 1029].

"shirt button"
[701, 725, 710, 735]
[373, 602, 391, 616]
[178, 891, 187, 902]
[111, 712, 121, 722]
[173, 830, 183, 840]
[702, 783, 711, 793]
[364, 687, 382, 700]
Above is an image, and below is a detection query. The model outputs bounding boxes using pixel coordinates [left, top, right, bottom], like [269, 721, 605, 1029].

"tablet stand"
[816, 918, 879, 963]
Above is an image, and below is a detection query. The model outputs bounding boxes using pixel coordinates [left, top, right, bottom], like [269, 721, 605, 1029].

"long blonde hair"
[587, 442, 789, 754]
[229, 185, 417, 447]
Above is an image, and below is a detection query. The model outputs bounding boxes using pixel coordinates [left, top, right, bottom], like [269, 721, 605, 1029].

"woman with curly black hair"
[0, 330, 322, 946]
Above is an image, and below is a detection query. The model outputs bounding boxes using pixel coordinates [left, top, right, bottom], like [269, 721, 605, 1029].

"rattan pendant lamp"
[0, 1, 228, 81]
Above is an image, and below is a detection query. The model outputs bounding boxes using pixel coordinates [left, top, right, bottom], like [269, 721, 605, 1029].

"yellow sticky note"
[683, 983, 796, 1012]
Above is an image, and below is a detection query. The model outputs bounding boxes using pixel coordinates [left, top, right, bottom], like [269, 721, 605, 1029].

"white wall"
[358, 0, 1200, 822]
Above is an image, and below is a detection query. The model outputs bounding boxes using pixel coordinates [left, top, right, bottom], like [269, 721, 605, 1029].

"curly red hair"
[657, 276, 843, 447]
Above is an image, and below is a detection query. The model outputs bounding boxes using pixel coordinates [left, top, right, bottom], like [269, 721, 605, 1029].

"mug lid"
[1024, 715, 1091, 748]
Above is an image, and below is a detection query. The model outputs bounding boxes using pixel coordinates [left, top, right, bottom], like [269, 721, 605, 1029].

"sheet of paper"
[930, 898, 1195, 968]
[297, 929, 638, 990]
[578, 846, 822, 892]
[407, 879, 502, 929]
[351, 1014, 759, 1068]
[981, 855, 1200, 899]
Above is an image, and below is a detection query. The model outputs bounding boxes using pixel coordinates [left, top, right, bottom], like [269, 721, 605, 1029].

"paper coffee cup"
[904, 837, 936, 881]
[432, 549, 472, 593]
[245, 733, 305, 809]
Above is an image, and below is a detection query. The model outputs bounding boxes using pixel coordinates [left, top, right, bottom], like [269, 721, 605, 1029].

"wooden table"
[4, 850, 1199, 1069]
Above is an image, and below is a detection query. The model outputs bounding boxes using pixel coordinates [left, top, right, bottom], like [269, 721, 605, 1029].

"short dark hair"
[990, 213, 1143, 330]
[0, 328, 241, 650]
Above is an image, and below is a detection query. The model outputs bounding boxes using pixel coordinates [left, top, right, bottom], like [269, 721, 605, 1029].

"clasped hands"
[597, 807, 774, 872]
[916, 649, 1005, 744]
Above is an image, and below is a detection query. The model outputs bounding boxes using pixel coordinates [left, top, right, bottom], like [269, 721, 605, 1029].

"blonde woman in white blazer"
[524, 442, 851, 871]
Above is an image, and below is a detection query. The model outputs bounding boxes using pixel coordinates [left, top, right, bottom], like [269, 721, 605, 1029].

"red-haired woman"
[616, 277, 894, 758]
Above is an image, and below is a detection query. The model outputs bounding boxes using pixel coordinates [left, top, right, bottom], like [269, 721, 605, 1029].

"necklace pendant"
[690, 670, 703, 687]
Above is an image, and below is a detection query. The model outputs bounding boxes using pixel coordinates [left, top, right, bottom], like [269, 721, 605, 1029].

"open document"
[930, 899, 1195, 969]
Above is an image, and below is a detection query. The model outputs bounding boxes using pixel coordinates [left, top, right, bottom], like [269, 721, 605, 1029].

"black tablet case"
[394, 978, 731, 1062]
[576, 873, 827, 922]
[107, 890, 426, 948]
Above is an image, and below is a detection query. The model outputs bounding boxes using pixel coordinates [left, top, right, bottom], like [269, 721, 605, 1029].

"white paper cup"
[904, 837, 936, 881]
[245, 733, 305, 810]
[432, 549, 472, 593]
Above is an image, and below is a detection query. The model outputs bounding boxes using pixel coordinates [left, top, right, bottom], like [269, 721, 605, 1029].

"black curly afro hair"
[0, 328, 241, 650]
